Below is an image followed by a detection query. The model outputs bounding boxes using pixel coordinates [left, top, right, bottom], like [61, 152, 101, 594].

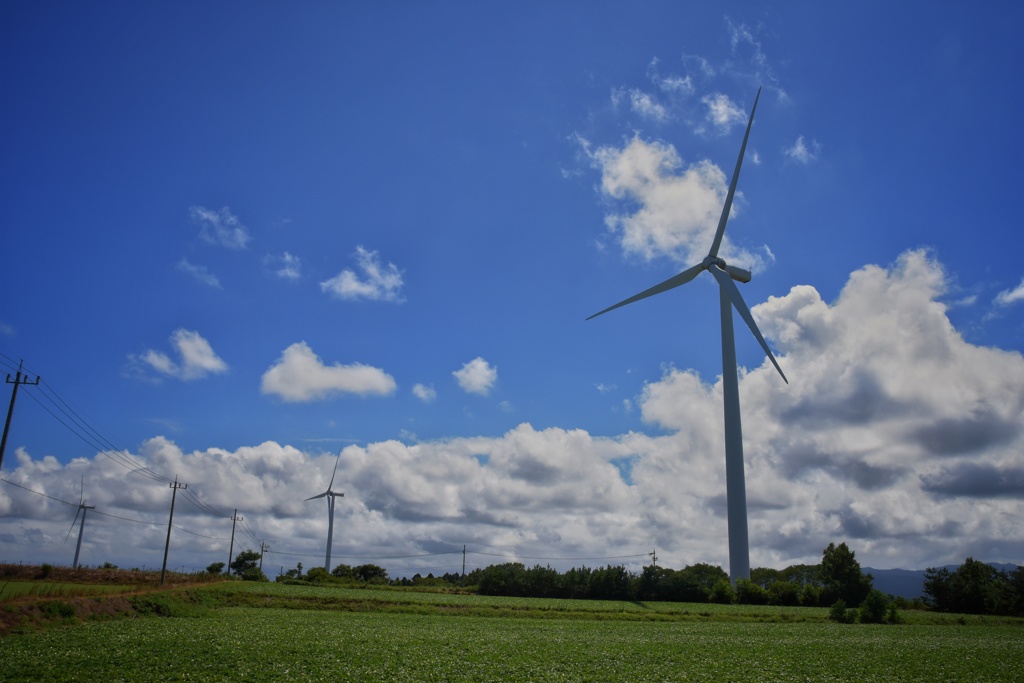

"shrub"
[828, 599, 855, 624]
[206, 562, 226, 575]
[735, 579, 769, 605]
[40, 600, 75, 619]
[885, 601, 903, 624]
[859, 589, 889, 624]
[709, 579, 735, 604]
[241, 567, 268, 582]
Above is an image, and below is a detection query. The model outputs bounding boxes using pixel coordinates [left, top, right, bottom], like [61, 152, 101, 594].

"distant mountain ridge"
[863, 563, 1020, 599]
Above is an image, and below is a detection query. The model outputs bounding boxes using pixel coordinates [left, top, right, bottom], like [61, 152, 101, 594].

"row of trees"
[471, 543, 875, 608]
[923, 557, 1024, 615]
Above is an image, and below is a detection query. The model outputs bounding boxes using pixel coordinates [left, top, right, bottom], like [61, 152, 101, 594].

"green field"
[1, 583, 1021, 681]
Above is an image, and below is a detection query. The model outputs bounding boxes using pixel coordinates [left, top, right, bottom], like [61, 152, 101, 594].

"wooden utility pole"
[160, 477, 187, 584]
[1, 361, 40, 471]
[227, 509, 242, 574]
[259, 541, 270, 570]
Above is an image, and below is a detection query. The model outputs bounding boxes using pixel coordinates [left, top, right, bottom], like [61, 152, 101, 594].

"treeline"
[923, 557, 1024, 616]
[470, 542, 875, 608]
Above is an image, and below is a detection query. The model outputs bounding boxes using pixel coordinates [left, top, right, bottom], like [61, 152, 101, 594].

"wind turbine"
[587, 87, 787, 582]
[64, 477, 95, 569]
[306, 447, 345, 572]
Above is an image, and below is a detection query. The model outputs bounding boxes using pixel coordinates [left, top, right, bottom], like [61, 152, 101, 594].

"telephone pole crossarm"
[1, 361, 41, 471]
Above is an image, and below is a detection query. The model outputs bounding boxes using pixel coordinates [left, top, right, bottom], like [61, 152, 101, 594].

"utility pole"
[462, 544, 466, 586]
[227, 509, 242, 574]
[649, 548, 657, 569]
[160, 477, 187, 585]
[259, 541, 269, 570]
[1, 361, 40, 471]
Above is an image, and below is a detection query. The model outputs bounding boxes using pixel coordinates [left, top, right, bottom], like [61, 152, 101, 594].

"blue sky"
[1, 2, 1022, 577]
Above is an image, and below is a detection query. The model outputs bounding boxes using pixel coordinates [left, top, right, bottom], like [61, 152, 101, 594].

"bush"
[768, 580, 802, 606]
[885, 601, 903, 624]
[859, 589, 889, 624]
[40, 600, 75, 619]
[709, 579, 735, 604]
[240, 567, 268, 582]
[828, 599, 856, 624]
[735, 579, 769, 605]
[206, 562, 226, 575]
[306, 567, 330, 585]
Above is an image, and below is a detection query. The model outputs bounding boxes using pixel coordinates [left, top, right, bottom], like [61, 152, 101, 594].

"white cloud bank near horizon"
[4, 250, 1022, 576]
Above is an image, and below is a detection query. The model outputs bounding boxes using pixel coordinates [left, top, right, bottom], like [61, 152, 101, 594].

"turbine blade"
[305, 491, 329, 501]
[64, 508, 82, 544]
[327, 446, 343, 492]
[709, 264, 788, 384]
[707, 87, 761, 259]
[586, 263, 705, 320]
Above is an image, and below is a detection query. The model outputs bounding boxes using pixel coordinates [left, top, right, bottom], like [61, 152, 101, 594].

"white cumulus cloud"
[320, 246, 404, 302]
[587, 135, 762, 268]
[260, 342, 396, 403]
[130, 329, 228, 381]
[453, 357, 497, 396]
[412, 383, 437, 403]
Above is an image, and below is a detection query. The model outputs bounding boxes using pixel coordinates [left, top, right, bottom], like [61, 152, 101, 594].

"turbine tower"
[306, 447, 345, 572]
[588, 87, 787, 582]
[64, 478, 95, 569]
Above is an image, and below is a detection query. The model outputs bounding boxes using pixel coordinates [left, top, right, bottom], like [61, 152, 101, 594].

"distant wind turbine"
[64, 477, 95, 569]
[588, 87, 787, 582]
[306, 447, 345, 572]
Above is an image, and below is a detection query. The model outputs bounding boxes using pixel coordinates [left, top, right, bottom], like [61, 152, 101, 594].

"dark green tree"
[735, 578, 769, 605]
[229, 549, 262, 576]
[331, 563, 354, 579]
[354, 563, 388, 583]
[926, 558, 1005, 614]
[750, 567, 781, 589]
[206, 561, 225, 574]
[709, 578, 735, 604]
[820, 542, 872, 607]
[858, 589, 889, 624]
[676, 563, 729, 602]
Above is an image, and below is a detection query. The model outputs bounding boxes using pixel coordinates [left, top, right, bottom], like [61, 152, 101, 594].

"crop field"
[1, 584, 1022, 681]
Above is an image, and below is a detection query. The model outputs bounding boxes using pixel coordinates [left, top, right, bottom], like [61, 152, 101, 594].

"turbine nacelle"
[700, 255, 750, 283]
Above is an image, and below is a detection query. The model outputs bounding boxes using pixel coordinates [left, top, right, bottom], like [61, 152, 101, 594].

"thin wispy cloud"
[176, 258, 221, 288]
[265, 252, 302, 280]
[994, 278, 1024, 307]
[702, 93, 745, 132]
[453, 357, 497, 396]
[130, 329, 228, 381]
[190, 206, 251, 250]
[785, 136, 820, 164]
[261, 342, 396, 402]
[613, 87, 670, 122]
[321, 246, 405, 302]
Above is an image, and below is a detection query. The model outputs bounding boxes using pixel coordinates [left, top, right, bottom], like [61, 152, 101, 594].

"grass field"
[1, 582, 1022, 681]
[0, 581, 139, 600]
